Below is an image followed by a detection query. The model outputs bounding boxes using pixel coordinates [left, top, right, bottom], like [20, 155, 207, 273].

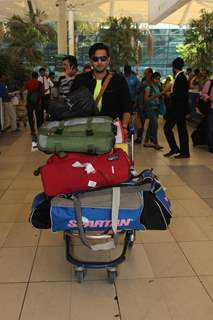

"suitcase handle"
[55, 127, 63, 135]
[85, 128, 93, 136]
[85, 118, 94, 136]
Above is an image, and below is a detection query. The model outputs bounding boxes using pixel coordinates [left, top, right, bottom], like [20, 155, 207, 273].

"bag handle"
[85, 117, 93, 136]
[72, 192, 118, 251]
[55, 121, 64, 135]
[95, 72, 114, 106]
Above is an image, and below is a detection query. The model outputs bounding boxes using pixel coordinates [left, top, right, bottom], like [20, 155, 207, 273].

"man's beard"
[93, 66, 107, 73]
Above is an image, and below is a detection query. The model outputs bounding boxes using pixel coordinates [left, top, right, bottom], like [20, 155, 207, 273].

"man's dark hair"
[145, 67, 153, 74]
[49, 71, 55, 77]
[124, 65, 132, 76]
[172, 57, 184, 70]
[89, 43, 110, 58]
[202, 69, 209, 75]
[83, 64, 91, 72]
[186, 67, 192, 73]
[152, 72, 161, 79]
[32, 71, 38, 79]
[39, 67, 46, 73]
[194, 68, 200, 75]
[63, 55, 78, 68]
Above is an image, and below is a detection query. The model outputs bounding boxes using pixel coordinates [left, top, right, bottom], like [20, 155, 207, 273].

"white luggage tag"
[72, 161, 96, 174]
[114, 119, 125, 143]
[31, 141, 38, 152]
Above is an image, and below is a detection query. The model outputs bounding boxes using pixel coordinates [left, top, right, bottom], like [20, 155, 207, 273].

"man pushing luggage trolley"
[30, 43, 172, 283]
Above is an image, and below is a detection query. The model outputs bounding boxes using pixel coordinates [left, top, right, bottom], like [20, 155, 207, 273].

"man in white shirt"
[38, 67, 52, 117]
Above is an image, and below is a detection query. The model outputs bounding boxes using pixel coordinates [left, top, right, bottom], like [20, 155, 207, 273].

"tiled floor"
[1, 121, 213, 319]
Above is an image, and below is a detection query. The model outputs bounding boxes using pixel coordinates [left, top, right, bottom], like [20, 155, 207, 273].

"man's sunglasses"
[92, 56, 108, 62]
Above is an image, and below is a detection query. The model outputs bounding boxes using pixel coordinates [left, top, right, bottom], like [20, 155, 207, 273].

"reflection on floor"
[171, 165, 213, 208]
[1, 121, 213, 320]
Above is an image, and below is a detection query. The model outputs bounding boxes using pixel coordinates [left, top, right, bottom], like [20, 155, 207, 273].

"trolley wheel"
[75, 270, 85, 283]
[63, 232, 68, 241]
[107, 269, 118, 284]
[128, 231, 136, 248]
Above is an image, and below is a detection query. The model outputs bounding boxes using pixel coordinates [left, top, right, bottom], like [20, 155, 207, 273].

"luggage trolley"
[64, 229, 136, 283]
[63, 126, 141, 283]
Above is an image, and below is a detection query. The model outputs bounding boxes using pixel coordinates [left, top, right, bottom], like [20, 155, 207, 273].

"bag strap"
[95, 72, 114, 105]
[72, 187, 120, 251]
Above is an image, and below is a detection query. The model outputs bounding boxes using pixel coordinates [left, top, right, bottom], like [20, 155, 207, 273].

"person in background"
[24, 71, 42, 136]
[0, 73, 19, 133]
[189, 69, 201, 116]
[58, 55, 78, 98]
[143, 71, 164, 150]
[48, 72, 58, 99]
[164, 57, 190, 159]
[134, 67, 153, 144]
[186, 67, 194, 87]
[200, 77, 213, 153]
[72, 42, 132, 138]
[48, 71, 55, 88]
[163, 75, 173, 118]
[124, 64, 140, 108]
[83, 64, 92, 73]
[200, 69, 210, 89]
[38, 67, 52, 117]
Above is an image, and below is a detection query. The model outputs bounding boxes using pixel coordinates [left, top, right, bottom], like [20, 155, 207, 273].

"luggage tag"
[72, 161, 96, 174]
[107, 154, 119, 161]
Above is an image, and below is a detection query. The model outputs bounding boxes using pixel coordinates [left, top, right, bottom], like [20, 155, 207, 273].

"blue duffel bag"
[30, 169, 172, 232]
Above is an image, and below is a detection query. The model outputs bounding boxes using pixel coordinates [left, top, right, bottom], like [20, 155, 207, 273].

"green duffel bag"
[37, 116, 116, 154]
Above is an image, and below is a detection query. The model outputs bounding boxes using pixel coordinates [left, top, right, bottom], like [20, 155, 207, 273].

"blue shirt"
[0, 82, 10, 102]
[125, 75, 140, 102]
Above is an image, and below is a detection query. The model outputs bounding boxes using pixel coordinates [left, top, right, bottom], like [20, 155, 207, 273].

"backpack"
[48, 86, 98, 120]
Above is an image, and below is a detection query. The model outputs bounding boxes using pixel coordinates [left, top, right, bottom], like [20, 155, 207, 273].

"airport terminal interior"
[0, 0, 213, 319]
[1, 121, 213, 319]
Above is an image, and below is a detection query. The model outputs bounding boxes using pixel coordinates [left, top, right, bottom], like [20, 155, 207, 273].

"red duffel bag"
[39, 148, 132, 196]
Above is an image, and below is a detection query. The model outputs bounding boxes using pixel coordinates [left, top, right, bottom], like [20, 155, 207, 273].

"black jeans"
[207, 109, 213, 151]
[41, 94, 50, 113]
[164, 112, 190, 155]
[27, 103, 44, 133]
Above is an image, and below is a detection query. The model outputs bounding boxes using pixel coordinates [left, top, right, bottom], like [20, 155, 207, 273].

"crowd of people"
[125, 59, 213, 156]
[0, 42, 213, 155]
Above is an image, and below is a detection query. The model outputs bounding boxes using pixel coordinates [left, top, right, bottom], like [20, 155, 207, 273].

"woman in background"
[143, 72, 164, 150]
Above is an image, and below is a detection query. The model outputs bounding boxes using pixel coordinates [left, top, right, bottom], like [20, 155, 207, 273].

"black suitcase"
[191, 117, 208, 147]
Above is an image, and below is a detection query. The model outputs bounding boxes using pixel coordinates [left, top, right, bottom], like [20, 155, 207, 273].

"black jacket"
[71, 71, 132, 119]
[171, 71, 189, 115]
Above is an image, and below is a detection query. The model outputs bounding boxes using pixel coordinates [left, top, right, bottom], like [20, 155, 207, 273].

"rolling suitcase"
[191, 116, 208, 146]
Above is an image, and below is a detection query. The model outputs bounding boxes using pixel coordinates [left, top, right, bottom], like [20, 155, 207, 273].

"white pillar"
[57, 0, 67, 55]
[109, 0, 115, 17]
[68, 6, 75, 55]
